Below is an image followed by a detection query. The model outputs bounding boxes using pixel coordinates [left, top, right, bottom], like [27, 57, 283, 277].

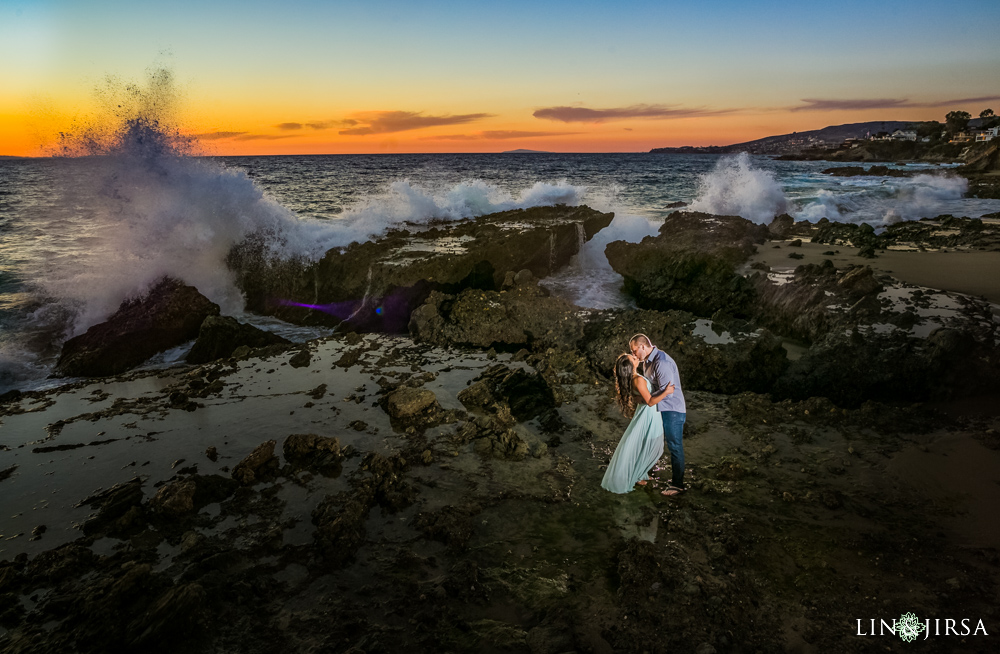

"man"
[629, 333, 686, 496]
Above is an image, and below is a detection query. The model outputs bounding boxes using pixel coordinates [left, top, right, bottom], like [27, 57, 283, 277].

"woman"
[601, 353, 675, 494]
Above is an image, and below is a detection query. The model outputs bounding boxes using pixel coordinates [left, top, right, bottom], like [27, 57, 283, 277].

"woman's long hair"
[614, 354, 636, 417]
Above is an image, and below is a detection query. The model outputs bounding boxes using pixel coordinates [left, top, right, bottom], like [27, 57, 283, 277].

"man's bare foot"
[661, 486, 685, 496]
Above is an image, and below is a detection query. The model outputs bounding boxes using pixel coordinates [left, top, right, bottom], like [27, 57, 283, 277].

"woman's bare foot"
[637, 480, 647, 486]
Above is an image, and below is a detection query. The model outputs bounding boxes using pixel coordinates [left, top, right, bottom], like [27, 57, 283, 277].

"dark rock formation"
[76, 478, 145, 537]
[772, 326, 1000, 407]
[409, 282, 583, 352]
[749, 261, 885, 344]
[148, 480, 197, 516]
[605, 212, 769, 317]
[458, 364, 559, 423]
[383, 387, 446, 431]
[227, 205, 613, 332]
[282, 433, 343, 474]
[56, 277, 220, 377]
[185, 315, 290, 364]
[231, 440, 280, 485]
[312, 452, 414, 567]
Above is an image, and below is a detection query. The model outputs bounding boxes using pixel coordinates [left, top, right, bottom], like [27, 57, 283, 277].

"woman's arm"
[632, 376, 674, 407]
[646, 382, 674, 406]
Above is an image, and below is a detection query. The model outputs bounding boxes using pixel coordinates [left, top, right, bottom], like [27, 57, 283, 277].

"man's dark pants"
[660, 411, 686, 488]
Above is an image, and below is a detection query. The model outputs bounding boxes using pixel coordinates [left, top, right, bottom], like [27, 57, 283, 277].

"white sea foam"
[689, 153, 789, 223]
[795, 173, 969, 225]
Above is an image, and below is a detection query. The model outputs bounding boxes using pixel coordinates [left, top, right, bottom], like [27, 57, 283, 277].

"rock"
[76, 478, 145, 536]
[229, 205, 614, 332]
[768, 213, 795, 238]
[605, 212, 769, 318]
[231, 440, 280, 485]
[288, 349, 311, 368]
[185, 315, 290, 364]
[773, 325, 1000, 406]
[458, 364, 559, 422]
[384, 387, 444, 430]
[149, 480, 197, 516]
[283, 433, 343, 474]
[56, 277, 220, 377]
[409, 284, 584, 352]
[231, 345, 251, 358]
[750, 262, 887, 344]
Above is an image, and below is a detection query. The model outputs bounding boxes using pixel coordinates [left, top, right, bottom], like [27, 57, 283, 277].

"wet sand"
[750, 240, 1000, 305]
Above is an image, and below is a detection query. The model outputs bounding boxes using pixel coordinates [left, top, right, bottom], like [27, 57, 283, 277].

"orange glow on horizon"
[0, 104, 978, 158]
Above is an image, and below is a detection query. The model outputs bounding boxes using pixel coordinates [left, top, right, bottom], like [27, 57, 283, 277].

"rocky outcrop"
[581, 309, 789, 394]
[605, 212, 769, 318]
[312, 452, 414, 566]
[231, 440, 280, 485]
[185, 315, 290, 364]
[749, 261, 885, 344]
[772, 326, 1000, 406]
[408, 279, 584, 352]
[228, 205, 614, 332]
[384, 387, 446, 430]
[458, 364, 559, 423]
[282, 433, 343, 474]
[56, 277, 220, 377]
[785, 214, 1000, 253]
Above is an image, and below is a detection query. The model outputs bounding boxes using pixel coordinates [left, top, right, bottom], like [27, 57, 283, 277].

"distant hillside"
[650, 121, 913, 155]
[502, 149, 551, 154]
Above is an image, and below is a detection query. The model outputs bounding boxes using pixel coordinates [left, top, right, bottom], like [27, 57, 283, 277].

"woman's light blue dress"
[601, 375, 665, 494]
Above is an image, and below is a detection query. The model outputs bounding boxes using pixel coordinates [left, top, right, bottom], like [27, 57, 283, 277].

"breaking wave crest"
[32, 69, 591, 337]
[689, 153, 789, 223]
[794, 174, 969, 224]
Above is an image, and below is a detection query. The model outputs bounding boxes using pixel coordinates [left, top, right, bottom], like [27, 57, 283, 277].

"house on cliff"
[891, 129, 917, 141]
[974, 126, 999, 142]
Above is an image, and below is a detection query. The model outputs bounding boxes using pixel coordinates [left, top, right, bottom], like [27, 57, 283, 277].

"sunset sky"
[2, 0, 999, 156]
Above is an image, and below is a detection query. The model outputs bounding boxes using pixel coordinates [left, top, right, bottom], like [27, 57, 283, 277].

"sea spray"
[689, 153, 788, 223]
[794, 173, 969, 224]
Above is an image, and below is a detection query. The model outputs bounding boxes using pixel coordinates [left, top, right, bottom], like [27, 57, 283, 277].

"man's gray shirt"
[642, 346, 686, 413]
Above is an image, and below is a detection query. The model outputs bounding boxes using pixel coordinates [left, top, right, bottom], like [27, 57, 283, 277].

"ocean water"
[2, 149, 999, 393]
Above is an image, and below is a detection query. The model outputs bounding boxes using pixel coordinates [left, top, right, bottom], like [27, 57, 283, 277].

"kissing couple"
[601, 334, 687, 497]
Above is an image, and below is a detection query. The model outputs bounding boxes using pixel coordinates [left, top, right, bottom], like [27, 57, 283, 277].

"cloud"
[424, 130, 581, 141]
[275, 119, 359, 130]
[191, 131, 249, 140]
[234, 134, 297, 141]
[308, 119, 357, 129]
[533, 104, 731, 123]
[793, 96, 1000, 112]
[339, 110, 494, 135]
